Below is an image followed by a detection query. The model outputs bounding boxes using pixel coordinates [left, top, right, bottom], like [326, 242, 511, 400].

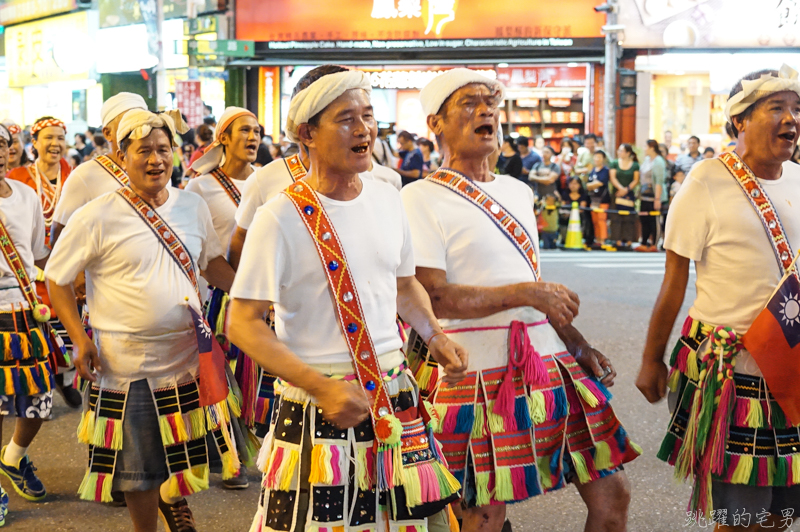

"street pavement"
[0, 250, 769, 531]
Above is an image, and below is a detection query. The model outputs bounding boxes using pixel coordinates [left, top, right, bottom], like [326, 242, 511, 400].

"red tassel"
[493, 372, 516, 420]
[511, 465, 527, 500]
[708, 377, 735, 475]
[758, 458, 768, 486]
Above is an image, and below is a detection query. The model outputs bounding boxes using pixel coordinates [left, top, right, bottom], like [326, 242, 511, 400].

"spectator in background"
[396, 130, 424, 186]
[69, 153, 82, 169]
[268, 143, 282, 160]
[637, 140, 666, 252]
[497, 136, 523, 179]
[3, 122, 29, 171]
[539, 194, 560, 249]
[659, 143, 675, 179]
[417, 138, 439, 174]
[557, 137, 579, 196]
[185, 123, 214, 177]
[532, 135, 546, 157]
[373, 131, 398, 168]
[73, 133, 91, 161]
[609, 143, 640, 250]
[89, 133, 109, 159]
[702, 146, 715, 159]
[574, 133, 598, 179]
[586, 149, 610, 248]
[673, 135, 703, 183]
[565, 176, 591, 246]
[181, 142, 196, 171]
[528, 145, 561, 199]
[255, 142, 273, 167]
[517, 135, 541, 178]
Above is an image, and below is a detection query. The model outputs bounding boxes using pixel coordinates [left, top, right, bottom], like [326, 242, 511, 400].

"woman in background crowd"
[637, 140, 666, 252]
[609, 143, 640, 250]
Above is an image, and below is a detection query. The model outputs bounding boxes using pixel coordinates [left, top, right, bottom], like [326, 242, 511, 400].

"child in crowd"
[586, 150, 610, 249]
[565, 177, 591, 246]
[539, 194, 560, 249]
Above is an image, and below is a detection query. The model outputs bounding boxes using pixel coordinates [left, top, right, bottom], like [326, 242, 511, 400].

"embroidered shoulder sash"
[426, 168, 540, 281]
[210, 167, 241, 206]
[0, 217, 49, 321]
[719, 152, 795, 275]
[283, 154, 307, 182]
[115, 187, 201, 301]
[95, 155, 129, 187]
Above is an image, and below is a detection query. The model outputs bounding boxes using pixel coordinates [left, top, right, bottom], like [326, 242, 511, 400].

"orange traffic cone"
[563, 201, 584, 250]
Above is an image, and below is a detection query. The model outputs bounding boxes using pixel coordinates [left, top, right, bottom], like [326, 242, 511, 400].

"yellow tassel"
[109, 418, 123, 451]
[356, 445, 370, 491]
[433, 403, 448, 433]
[91, 417, 108, 448]
[3, 334, 10, 360]
[528, 391, 546, 425]
[594, 440, 613, 471]
[415, 362, 433, 391]
[448, 505, 460, 532]
[686, 348, 700, 381]
[216, 295, 229, 336]
[574, 380, 599, 408]
[475, 471, 492, 506]
[472, 403, 486, 439]
[402, 463, 422, 507]
[668, 369, 681, 392]
[19, 335, 30, 360]
[631, 441, 643, 456]
[487, 403, 505, 434]
[393, 444, 404, 487]
[746, 398, 764, 428]
[2, 367, 12, 395]
[173, 413, 189, 443]
[494, 467, 514, 501]
[570, 451, 592, 484]
[227, 388, 242, 419]
[308, 444, 332, 485]
[792, 455, 800, 484]
[221, 448, 238, 480]
[277, 447, 299, 491]
[76, 410, 95, 444]
[731, 455, 753, 484]
[24, 367, 36, 394]
[186, 465, 210, 493]
[158, 416, 176, 446]
[189, 408, 206, 439]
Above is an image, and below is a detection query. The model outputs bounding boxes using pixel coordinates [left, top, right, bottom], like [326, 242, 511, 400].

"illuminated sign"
[258, 67, 281, 137]
[0, 0, 76, 26]
[237, 0, 603, 43]
[496, 65, 588, 89]
[365, 68, 495, 89]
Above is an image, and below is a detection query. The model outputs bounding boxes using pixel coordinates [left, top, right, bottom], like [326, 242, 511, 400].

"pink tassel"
[366, 447, 375, 481]
[442, 406, 459, 434]
[543, 390, 555, 421]
[733, 397, 749, 426]
[565, 384, 582, 415]
[511, 465, 527, 500]
[104, 419, 116, 448]
[419, 463, 441, 502]
[725, 455, 740, 482]
[493, 373, 516, 421]
[676, 346, 690, 374]
[331, 445, 341, 485]
[176, 472, 190, 496]
[266, 447, 285, 487]
[708, 378, 735, 475]
[383, 449, 394, 489]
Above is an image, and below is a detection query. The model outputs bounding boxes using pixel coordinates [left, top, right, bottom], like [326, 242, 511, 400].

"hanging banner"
[258, 67, 280, 138]
[176, 80, 203, 128]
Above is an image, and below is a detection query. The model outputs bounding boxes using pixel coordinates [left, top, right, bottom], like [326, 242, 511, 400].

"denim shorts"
[712, 481, 800, 523]
[111, 379, 168, 492]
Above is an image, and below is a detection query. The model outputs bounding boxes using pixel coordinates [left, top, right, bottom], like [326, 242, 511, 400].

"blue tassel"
[11, 367, 21, 395]
[455, 404, 475, 434]
[227, 344, 241, 362]
[614, 426, 628, 453]
[515, 395, 532, 430]
[524, 463, 541, 497]
[9, 334, 23, 360]
[553, 386, 569, 420]
[205, 287, 224, 323]
[427, 426, 440, 460]
[550, 447, 561, 472]
[591, 377, 614, 401]
[30, 365, 45, 393]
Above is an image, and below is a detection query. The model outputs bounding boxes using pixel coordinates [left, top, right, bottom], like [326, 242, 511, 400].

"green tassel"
[768, 456, 776, 485]
[472, 403, 485, 439]
[656, 432, 678, 463]
[528, 391, 546, 425]
[772, 401, 788, 430]
[475, 471, 492, 506]
[538, 455, 552, 490]
[748, 457, 759, 486]
[570, 451, 591, 484]
[494, 467, 514, 502]
[487, 403, 505, 434]
[775, 456, 788, 487]
[433, 404, 448, 433]
[574, 380, 599, 408]
[594, 440, 613, 471]
[77, 471, 112, 503]
[159, 415, 176, 446]
[91, 417, 108, 448]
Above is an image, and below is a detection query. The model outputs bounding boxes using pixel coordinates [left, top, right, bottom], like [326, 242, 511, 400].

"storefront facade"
[234, 0, 608, 142]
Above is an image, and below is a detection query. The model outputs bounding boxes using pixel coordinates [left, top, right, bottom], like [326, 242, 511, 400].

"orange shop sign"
[236, 0, 604, 42]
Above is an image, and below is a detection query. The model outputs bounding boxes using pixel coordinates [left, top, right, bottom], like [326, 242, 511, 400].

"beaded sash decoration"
[115, 186, 201, 302]
[94, 155, 129, 187]
[283, 154, 307, 182]
[210, 167, 241, 206]
[719, 151, 794, 275]
[426, 168, 540, 281]
[0, 218, 51, 322]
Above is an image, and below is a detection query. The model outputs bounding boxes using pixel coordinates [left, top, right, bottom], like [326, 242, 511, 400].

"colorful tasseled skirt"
[659, 316, 800, 518]
[0, 305, 58, 396]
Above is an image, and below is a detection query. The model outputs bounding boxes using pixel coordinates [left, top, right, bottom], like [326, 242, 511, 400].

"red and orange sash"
[210, 167, 241, 206]
[283, 154, 307, 182]
[0, 218, 50, 322]
[95, 155, 130, 188]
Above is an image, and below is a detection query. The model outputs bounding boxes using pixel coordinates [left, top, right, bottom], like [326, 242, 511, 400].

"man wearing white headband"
[46, 109, 237, 532]
[401, 68, 640, 532]
[51, 92, 148, 245]
[639, 65, 800, 528]
[227, 65, 467, 532]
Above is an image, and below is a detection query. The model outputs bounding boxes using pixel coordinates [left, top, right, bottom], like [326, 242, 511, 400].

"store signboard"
[0, 0, 76, 26]
[99, 0, 226, 29]
[258, 67, 280, 137]
[237, 0, 603, 43]
[176, 80, 203, 128]
[620, 0, 800, 48]
[6, 10, 97, 87]
[496, 65, 588, 89]
[363, 67, 496, 90]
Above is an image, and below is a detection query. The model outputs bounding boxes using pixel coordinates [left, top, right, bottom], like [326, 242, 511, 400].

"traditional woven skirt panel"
[250, 372, 458, 532]
[432, 350, 640, 506]
[76, 377, 240, 503]
[0, 307, 57, 396]
[659, 316, 800, 516]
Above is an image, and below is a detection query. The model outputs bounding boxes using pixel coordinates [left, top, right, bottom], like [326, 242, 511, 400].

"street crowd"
[0, 63, 797, 532]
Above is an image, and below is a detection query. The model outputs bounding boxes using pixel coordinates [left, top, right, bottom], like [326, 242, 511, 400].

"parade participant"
[6, 117, 78, 407]
[51, 92, 148, 245]
[46, 109, 238, 532]
[0, 124, 59, 516]
[638, 65, 800, 530]
[227, 66, 468, 532]
[1, 122, 28, 171]
[401, 69, 640, 532]
[186, 106, 260, 490]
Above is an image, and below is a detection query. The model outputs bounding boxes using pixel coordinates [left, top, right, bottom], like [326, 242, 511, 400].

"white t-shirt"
[46, 188, 223, 335]
[230, 179, 415, 364]
[52, 158, 123, 226]
[235, 157, 375, 230]
[666, 158, 800, 334]
[185, 172, 247, 252]
[401, 174, 539, 327]
[369, 162, 402, 191]
[0, 180, 49, 309]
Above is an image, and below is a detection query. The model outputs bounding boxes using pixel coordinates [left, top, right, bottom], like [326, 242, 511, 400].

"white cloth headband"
[190, 106, 256, 175]
[117, 109, 189, 148]
[420, 67, 505, 116]
[285, 70, 372, 144]
[725, 64, 800, 121]
[101, 92, 148, 128]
